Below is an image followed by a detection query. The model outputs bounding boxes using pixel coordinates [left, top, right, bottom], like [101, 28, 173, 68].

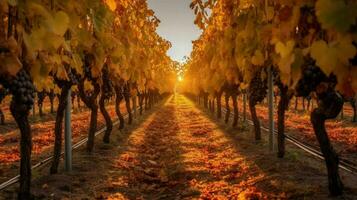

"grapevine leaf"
[266, 6, 274, 21]
[84, 80, 94, 92]
[251, 50, 265, 66]
[106, 0, 116, 11]
[51, 54, 62, 65]
[275, 40, 295, 85]
[71, 54, 83, 75]
[45, 33, 65, 50]
[27, 2, 51, 18]
[55, 65, 69, 80]
[61, 55, 71, 65]
[0, 53, 22, 76]
[334, 66, 353, 97]
[315, 0, 356, 32]
[23, 28, 46, 57]
[336, 37, 356, 65]
[310, 40, 335, 74]
[7, 0, 16, 6]
[77, 30, 95, 49]
[51, 11, 70, 36]
[30, 60, 50, 86]
[310, 39, 356, 75]
[275, 40, 295, 58]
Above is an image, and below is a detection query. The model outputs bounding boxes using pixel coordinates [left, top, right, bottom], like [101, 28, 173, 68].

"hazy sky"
[147, 0, 201, 62]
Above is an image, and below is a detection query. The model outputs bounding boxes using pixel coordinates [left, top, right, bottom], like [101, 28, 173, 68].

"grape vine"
[182, 0, 357, 196]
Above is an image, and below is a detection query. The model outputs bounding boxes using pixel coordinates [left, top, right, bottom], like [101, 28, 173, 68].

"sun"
[178, 75, 183, 82]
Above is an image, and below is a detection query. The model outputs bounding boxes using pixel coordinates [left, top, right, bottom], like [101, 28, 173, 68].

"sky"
[147, 0, 201, 62]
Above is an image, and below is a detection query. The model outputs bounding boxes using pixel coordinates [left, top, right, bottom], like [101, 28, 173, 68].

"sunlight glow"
[178, 76, 183, 82]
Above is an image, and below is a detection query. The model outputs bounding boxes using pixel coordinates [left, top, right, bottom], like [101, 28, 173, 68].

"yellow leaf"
[275, 40, 295, 58]
[91, 66, 101, 78]
[71, 54, 83, 75]
[23, 27, 46, 56]
[336, 36, 356, 65]
[55, 66, 68, 80]
[275, 40, 296, 85]
[51, 11, 70, 36]
[266, 6, 275, 21]
[311, 40, 335, 74]
[84, 80, 94, 92]
[45, 33, 65, 50]
[52, 54, 62, 65]
[0, 53, 22, 76]
[31, 60, 51, 87]
[310, 38, 356, 75]
[106, 0, 117, 11]
[61, 55, 71, 64]
[251, 50, 265, 66]
[27, 2, 51, 19]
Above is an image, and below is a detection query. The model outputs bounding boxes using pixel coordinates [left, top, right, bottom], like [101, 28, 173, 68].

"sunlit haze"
[147, 0, 201, 62]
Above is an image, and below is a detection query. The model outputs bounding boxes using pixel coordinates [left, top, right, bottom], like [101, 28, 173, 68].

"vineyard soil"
[0, 100, 128, 184]
[225, 98, 357, 162]
[2, 95, 356, 199]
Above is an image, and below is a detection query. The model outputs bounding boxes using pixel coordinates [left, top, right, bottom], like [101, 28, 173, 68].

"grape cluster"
[295, 64, 327, 97]
[67, 68, 79, 85]
[9, 69, 35, 110]
[71, 91, 77, 99]
[55, 67, 78, 87]
[249, 71, 267, 104]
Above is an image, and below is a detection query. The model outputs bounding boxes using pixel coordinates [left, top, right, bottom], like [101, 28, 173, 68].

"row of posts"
[65, 89, 72, 172]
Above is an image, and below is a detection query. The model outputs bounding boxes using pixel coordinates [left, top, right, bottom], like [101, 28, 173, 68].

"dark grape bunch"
[8, 69, 35, 110]
[83, 53, 97, 82]
[71, 91, 77, 100]
[55, 66, 79, 87]
[249, 70, 267, 104]
[295, 64, 328, 97]
[67, 68, 79, 85]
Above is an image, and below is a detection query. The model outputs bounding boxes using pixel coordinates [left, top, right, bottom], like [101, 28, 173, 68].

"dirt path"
[2, 94, 356, 199]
